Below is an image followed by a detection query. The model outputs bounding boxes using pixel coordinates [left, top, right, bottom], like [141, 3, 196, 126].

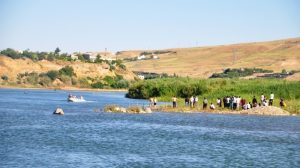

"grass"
[127, 78, 300, 114]
[121, 37, 300, 78]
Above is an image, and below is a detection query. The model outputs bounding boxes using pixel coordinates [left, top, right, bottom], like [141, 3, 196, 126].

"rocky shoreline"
[104, 104, 296, 116]
[159, 106, 295, 116]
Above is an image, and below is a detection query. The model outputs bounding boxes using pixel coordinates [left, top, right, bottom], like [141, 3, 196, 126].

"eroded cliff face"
[0, 55, 136, 87]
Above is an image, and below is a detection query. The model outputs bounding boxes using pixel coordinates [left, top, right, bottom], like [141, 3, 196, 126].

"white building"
[137, 75, 145, 80]
[70, 54, 78, 60]
[137, 55, 146, 60]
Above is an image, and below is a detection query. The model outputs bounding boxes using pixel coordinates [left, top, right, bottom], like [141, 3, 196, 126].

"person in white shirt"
[247, 102, 251, 109]
[261, 93, 265, 103]
[210, 103, 215, 110]
[269, 92, 274, 106]
[236, 96, 241, 110]
[217, 98, 221, 107]
[190, 96, 194, 108]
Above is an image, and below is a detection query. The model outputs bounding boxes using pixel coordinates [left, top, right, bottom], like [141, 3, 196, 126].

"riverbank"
[155, 105, 296, 116]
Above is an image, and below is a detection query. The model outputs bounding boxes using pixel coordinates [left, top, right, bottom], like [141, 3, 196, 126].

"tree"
[95, 54, 103, 63]
[54, 47, 61, 55]
[46, 70, 59, 80]
[59, 66, 75, 77]
[0, 48, 20, 59]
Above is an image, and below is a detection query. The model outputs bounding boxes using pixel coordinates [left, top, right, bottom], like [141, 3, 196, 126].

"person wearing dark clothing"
[252, 96, 258, 107]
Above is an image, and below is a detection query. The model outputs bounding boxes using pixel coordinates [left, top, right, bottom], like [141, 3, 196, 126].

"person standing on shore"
[269, 92, 274, 106]
[261, 93, 265, 104]
[185, 97, 189, 106]
[252, 96, 258, 107]
[153, 97, 157, 108]
[149, 97, 154, 107]
[190, 96, 194, 108]
[194, 96, 198, 107]
[172, 96, 177, 108]
[236, 96, 241, 110]
[217, 98, 222, 108]
[203, 98, 208, 109]
[280, 98, 286, 108]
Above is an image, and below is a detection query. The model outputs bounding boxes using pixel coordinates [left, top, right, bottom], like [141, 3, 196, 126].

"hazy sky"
[0, 0, 299, 53]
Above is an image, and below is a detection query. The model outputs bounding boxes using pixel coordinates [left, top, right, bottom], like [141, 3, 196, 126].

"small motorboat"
[68, 95, 86, 102]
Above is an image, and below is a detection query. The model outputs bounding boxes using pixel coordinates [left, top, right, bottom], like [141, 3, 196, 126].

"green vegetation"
[126, 78, 300, 114]
[59, 66, 75, 77]
[1, 75, 8, 81]
[0, 48, 71, 61]
[13, 65, 130, 89]
[210, 68, 273, 78]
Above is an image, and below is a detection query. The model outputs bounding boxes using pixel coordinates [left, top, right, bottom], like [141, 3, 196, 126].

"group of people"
[166, 92, 286, 110]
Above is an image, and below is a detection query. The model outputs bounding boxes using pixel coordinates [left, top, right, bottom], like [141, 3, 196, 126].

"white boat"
[68, 96, 86, 102]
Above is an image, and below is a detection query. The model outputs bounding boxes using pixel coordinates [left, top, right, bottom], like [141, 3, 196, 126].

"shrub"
[1, 75, 8, 81]
[46, 70, 59, 81]
[111, 79, 129, 89]
[59, 66, 75, 77]
[59, 75, 72, 85]
[39, 76, 52, 86]
[91, 82, 104, 89]
[1, 48, 21, 59]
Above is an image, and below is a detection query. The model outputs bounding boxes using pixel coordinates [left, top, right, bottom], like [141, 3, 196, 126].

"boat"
[68, 95, 86, 102]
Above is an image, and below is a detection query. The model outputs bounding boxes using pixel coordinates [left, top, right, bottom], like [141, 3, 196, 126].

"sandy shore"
[156, 106, 296, 116]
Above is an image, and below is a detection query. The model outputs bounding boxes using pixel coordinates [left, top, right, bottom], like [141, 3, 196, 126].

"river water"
[0, 88, 299, 167]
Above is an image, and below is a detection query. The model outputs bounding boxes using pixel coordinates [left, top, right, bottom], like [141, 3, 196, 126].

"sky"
[0, 0, 299, 53]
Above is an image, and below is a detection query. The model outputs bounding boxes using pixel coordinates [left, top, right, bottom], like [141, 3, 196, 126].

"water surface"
[0, 89, 299, 167]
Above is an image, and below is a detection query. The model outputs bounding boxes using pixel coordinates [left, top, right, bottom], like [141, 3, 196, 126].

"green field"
[127, 78, 300, 114]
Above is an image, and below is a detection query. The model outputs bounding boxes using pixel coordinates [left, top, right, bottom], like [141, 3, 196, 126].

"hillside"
[118, 37, 300, 79]
[0, 56, 136, 88]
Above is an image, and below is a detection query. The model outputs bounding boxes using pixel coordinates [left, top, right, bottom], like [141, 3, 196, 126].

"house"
[137, 55, 146, 60]
[83, 52, 98, 62]
[152, 55, 159, 59]
[70, 54, 78, 60]
[137, 75, 145, 80]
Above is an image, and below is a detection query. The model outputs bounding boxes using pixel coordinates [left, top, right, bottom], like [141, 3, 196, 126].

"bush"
[126, 78, 300, 100]
[111, 79, 129, 89]
[91, 82, 104, 89]
[59, 66, 75, 77]
[25, 72, 39, 85]
[46, 70, 59, 81]
[1, 75, 8, 81]
[1, 48, 21, 59]
[39, 76, 52, 86]
[59, 75, 72, 85]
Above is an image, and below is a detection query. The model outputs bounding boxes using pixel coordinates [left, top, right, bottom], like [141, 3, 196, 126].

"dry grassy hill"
[0, 56, 136, 83]
[118, 37, 300, 79]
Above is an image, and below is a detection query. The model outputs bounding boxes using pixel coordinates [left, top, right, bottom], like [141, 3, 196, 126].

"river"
[0, 88, 299, 167]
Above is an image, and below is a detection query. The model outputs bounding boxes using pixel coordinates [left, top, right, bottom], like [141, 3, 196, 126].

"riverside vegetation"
[126, 78, 300, 114]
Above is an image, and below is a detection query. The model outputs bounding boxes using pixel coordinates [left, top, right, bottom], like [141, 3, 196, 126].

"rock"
[144, 107, 152, 113]
[120, 107, 127, 113]
[53, 108, 64, 115]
